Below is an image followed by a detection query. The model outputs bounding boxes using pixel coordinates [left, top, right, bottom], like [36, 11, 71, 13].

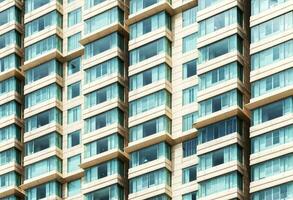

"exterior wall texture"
[0, 0, 292, 199]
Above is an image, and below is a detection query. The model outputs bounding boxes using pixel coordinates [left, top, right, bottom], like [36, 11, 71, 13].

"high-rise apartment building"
[0, 0, 293, 199]
[0, 0, 23, 199]
[195, 0, 250, 199]
[249, 0, 293, 199]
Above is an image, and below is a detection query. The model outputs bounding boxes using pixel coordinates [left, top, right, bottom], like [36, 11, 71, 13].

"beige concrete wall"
[171, 3, 198, 200]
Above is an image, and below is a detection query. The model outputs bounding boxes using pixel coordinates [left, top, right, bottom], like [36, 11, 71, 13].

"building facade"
[0, 0, 292, 199]
[248, 0, 293, 199]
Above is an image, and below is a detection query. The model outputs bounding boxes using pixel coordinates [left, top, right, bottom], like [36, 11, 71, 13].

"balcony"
[127, 0, 173, 25]
[80, 149, 128, 169]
